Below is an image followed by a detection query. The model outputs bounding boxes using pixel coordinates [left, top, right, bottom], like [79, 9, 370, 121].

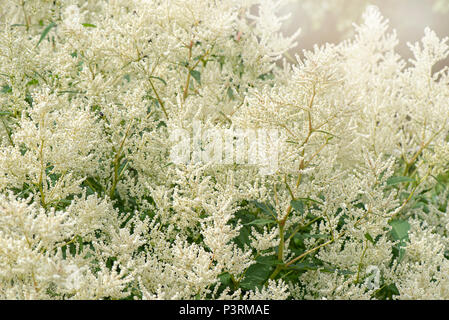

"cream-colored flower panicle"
[0, 0, 448, 300]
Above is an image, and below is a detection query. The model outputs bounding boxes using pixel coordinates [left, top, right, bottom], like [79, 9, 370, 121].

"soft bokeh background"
[281, 0, 449, 69]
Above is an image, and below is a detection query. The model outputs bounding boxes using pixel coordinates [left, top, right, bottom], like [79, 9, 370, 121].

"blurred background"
[280, 0, 449, 69]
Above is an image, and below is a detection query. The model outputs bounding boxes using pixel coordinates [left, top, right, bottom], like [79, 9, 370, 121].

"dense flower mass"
[0, 0, 448, 300]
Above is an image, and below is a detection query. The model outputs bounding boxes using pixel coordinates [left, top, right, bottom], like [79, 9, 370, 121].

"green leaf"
[26, 79, 39, 86]
[389, 219, 410, 241]
[162, 162, 173, 169]
[240, 262, 273, 291]
[76, 235, 84, 253]
[392, 244, 407, 263]
[1, 85, 12, 94]
[255, 255, 283, 266]
[365, 232, 375, 244]
[257, 72, 274, 80]
[389, 219, 410, 264]
[251, 201, 276, 218]
[37, 22, 56, 47]
[106, 257, 117, 270]
[374, 283, 400, 300]
[0, 110, 12, 117]
[244, 218, 276, 226]
[234, 224, 251, 249]
[218, 272, 232, 287]
[291, 199, 305, 214]
[189, 69, 201, 85]
[82, 23, 97, 28]
[387, 176, 415, 186]
[227, 87, 234, 100]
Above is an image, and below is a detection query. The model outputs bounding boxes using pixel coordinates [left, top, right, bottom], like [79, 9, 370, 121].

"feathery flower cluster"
[0, 0, 448, 300]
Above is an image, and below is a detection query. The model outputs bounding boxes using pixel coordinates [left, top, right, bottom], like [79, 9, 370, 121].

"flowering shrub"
[0, 0, 448, 300]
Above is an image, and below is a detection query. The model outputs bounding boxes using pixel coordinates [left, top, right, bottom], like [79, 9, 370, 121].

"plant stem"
[148, 77, 168, 119]
[182, 41, 194, 100]
[182, 43, 212, 101]
[38, 139, 47, 209]
[355, 241, 369, 284]
[109, 121, 133, 199]
[1, 117, 14, 147]
[21, 0, 30, 31]
[269, 85, 319, 280]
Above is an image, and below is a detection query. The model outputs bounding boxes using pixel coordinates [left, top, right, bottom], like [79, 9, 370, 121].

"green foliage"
[189, 69, 201, 85]
[387, 176, 415, 186]
[389, 219, 411, 264]
[36, 22, 56, 47]
[0, 0, 448, 301]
